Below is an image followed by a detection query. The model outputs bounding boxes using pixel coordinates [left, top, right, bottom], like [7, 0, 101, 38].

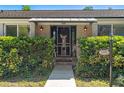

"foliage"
[83, 6, 93, 10]
[114, 75, 124, 86]
[22, 5, 31, 11]
[0, 36, 54, 78]
[0, 69, 50, 87]
[75, 36, 124, 78]
[108, 7, 112, 10]
[76, 78, 109, 87]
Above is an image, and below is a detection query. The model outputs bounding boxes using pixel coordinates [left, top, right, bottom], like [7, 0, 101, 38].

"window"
[6, 24, 30, 37]
[6, 25, 17, 36]
[98, 25, 111, 36]
[113, 24, 124, 36]
[19, 25, 29, 36]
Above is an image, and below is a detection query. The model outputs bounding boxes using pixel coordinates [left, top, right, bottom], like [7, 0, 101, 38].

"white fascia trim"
[29, 18, 97, 22]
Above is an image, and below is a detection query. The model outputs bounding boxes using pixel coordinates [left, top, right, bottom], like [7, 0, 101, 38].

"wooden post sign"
[99, 49, 110, 56]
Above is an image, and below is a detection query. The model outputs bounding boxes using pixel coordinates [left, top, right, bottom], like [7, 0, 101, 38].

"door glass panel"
[58, 47, 61, 55]
[58, 27, 69, 44]
[66, 47, 70, 55]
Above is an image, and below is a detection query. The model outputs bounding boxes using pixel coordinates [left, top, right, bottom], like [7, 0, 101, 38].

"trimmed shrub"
[0, 36, 54, 78]
[75, 36, 124, 78]
[114, 75, 124, 86]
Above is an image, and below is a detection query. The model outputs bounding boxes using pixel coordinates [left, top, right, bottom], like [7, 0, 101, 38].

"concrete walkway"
[44, 65, 76, 87]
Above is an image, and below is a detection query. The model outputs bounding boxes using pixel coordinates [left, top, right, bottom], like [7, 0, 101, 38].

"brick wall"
[76, 24, 92, 39]
[35, 24, 50, 37]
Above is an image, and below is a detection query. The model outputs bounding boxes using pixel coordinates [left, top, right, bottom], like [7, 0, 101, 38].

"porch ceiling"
[29, 18, 97, 22]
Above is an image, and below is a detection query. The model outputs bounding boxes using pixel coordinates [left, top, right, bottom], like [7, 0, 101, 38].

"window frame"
[5, 24, 18, 36]
[97, 23, 124, 36]
[18, 24, 30, 37]
[4, 23, 30, 37]
[97, 24, 112, 36]
[113, 24, 124, 36]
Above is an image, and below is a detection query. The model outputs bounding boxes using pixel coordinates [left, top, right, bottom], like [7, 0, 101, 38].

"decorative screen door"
[51, 26, 76, 57]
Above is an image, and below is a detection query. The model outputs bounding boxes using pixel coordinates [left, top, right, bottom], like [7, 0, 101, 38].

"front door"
[51, 26, 76, 57]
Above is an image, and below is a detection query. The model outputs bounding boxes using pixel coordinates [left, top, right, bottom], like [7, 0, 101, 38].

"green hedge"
[75, 36, 124, 78]
[0, 36, 54, 78]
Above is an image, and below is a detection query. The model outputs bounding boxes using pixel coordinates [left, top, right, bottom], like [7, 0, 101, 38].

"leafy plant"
[0, 36, 54, 78]
[114, 75, 124, 86]
[22, 5, 31, 11]
[75, 36, 124, 78]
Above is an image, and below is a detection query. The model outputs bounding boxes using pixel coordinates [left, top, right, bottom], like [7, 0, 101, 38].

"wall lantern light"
[84, 25, 88, 31]
[40, 25, 43, 31]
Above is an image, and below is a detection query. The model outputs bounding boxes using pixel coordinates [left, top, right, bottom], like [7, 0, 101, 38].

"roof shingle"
[0, 10, 124, 18]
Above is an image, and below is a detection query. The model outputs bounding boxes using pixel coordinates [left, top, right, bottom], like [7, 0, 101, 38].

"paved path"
[44, 65, 76, 87]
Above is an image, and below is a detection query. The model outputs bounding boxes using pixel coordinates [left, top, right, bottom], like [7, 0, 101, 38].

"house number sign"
[99, 49, 110, 56]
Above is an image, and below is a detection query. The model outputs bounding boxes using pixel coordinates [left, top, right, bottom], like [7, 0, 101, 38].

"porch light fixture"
[84, 25, 88, 31]
[40, 25, 43, 31]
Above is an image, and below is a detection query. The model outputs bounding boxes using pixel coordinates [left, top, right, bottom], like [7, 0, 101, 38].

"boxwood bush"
[75, 36, 124, 78]
[0, 36, 54, 78]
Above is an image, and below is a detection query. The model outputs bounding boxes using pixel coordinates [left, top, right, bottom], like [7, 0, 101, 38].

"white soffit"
[29, 18, 97, 22]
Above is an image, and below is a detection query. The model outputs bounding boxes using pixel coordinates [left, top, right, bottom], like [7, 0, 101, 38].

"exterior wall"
[30, 22, 35, 37]
[92, 23, 97, 36]
[0, 24, 3, 36]
[35, 24, 50, 37]
[97, 18, 124, 24]
[35, 23, 92, 38]
[76, 24, 92, 39]
[0, 19, 29, 24]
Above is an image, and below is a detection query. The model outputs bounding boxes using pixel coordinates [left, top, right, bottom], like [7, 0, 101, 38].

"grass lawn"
[75, 77, 109, 87]
[0, 71, 51, 87]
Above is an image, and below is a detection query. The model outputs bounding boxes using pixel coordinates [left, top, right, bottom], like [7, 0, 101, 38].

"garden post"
[109, 26, 113, 87]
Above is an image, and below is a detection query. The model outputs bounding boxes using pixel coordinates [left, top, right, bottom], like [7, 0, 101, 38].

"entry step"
[55, 57, 73, 62]
[55, 57, 76, 65]
[55, 62, 74, 65]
